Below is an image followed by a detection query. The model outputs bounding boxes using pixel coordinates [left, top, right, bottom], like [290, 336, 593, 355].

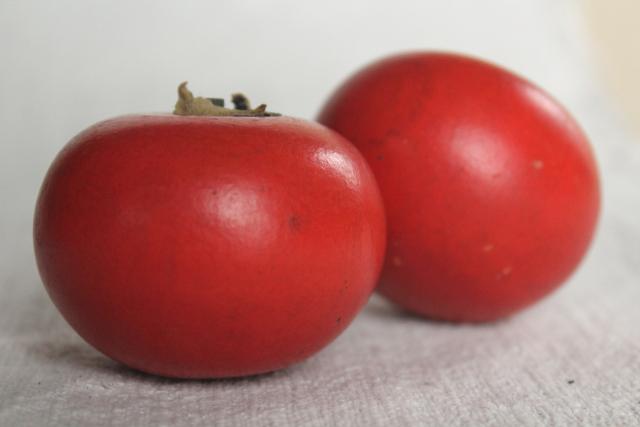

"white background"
[2, 1, 640, 425]
[0, 0, 623, 271]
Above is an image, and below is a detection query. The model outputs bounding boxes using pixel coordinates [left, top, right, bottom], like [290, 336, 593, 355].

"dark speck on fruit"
[288, 215, 301, 231]
[340, 280, 350, 293]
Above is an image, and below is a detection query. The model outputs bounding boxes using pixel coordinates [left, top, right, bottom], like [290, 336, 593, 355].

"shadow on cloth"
[363, 293, 511, 327]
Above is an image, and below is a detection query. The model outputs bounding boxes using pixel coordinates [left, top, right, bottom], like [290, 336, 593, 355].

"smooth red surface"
[318, 52, 600, 322]
[34, 115, 386, 378]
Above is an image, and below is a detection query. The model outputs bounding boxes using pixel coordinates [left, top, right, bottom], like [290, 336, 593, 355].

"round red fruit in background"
[318, 52, 600, 322]
[34, 87, 386, 378]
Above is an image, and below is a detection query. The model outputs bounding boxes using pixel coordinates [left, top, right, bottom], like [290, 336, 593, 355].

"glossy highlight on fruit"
[318, 52, 600, 322]
[34, 114, 386, 378]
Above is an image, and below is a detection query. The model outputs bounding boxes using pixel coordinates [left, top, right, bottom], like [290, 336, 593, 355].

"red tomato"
[318, 52, 600, 322]
[34, 115, 386, 378]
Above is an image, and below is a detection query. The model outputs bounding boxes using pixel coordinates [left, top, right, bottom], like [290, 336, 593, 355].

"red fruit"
[318, 52, 600, 322]
[34, 113, 386, 378]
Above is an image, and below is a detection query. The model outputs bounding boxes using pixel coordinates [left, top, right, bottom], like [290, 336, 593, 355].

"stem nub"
[173, 82, 280, 117]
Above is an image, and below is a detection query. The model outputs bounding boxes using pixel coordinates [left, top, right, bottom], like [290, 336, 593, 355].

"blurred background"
[1, 0, 638, 284]
[2, 0, 639, 293]
[584, 0, 640, 137]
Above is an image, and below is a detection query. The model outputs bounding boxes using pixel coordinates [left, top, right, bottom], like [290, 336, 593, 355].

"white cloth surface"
[2, 2, 640, 426]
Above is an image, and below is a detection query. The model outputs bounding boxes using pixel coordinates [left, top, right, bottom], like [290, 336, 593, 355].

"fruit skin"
[318, 52, 600, 322]
[34, 114, 386, 378]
